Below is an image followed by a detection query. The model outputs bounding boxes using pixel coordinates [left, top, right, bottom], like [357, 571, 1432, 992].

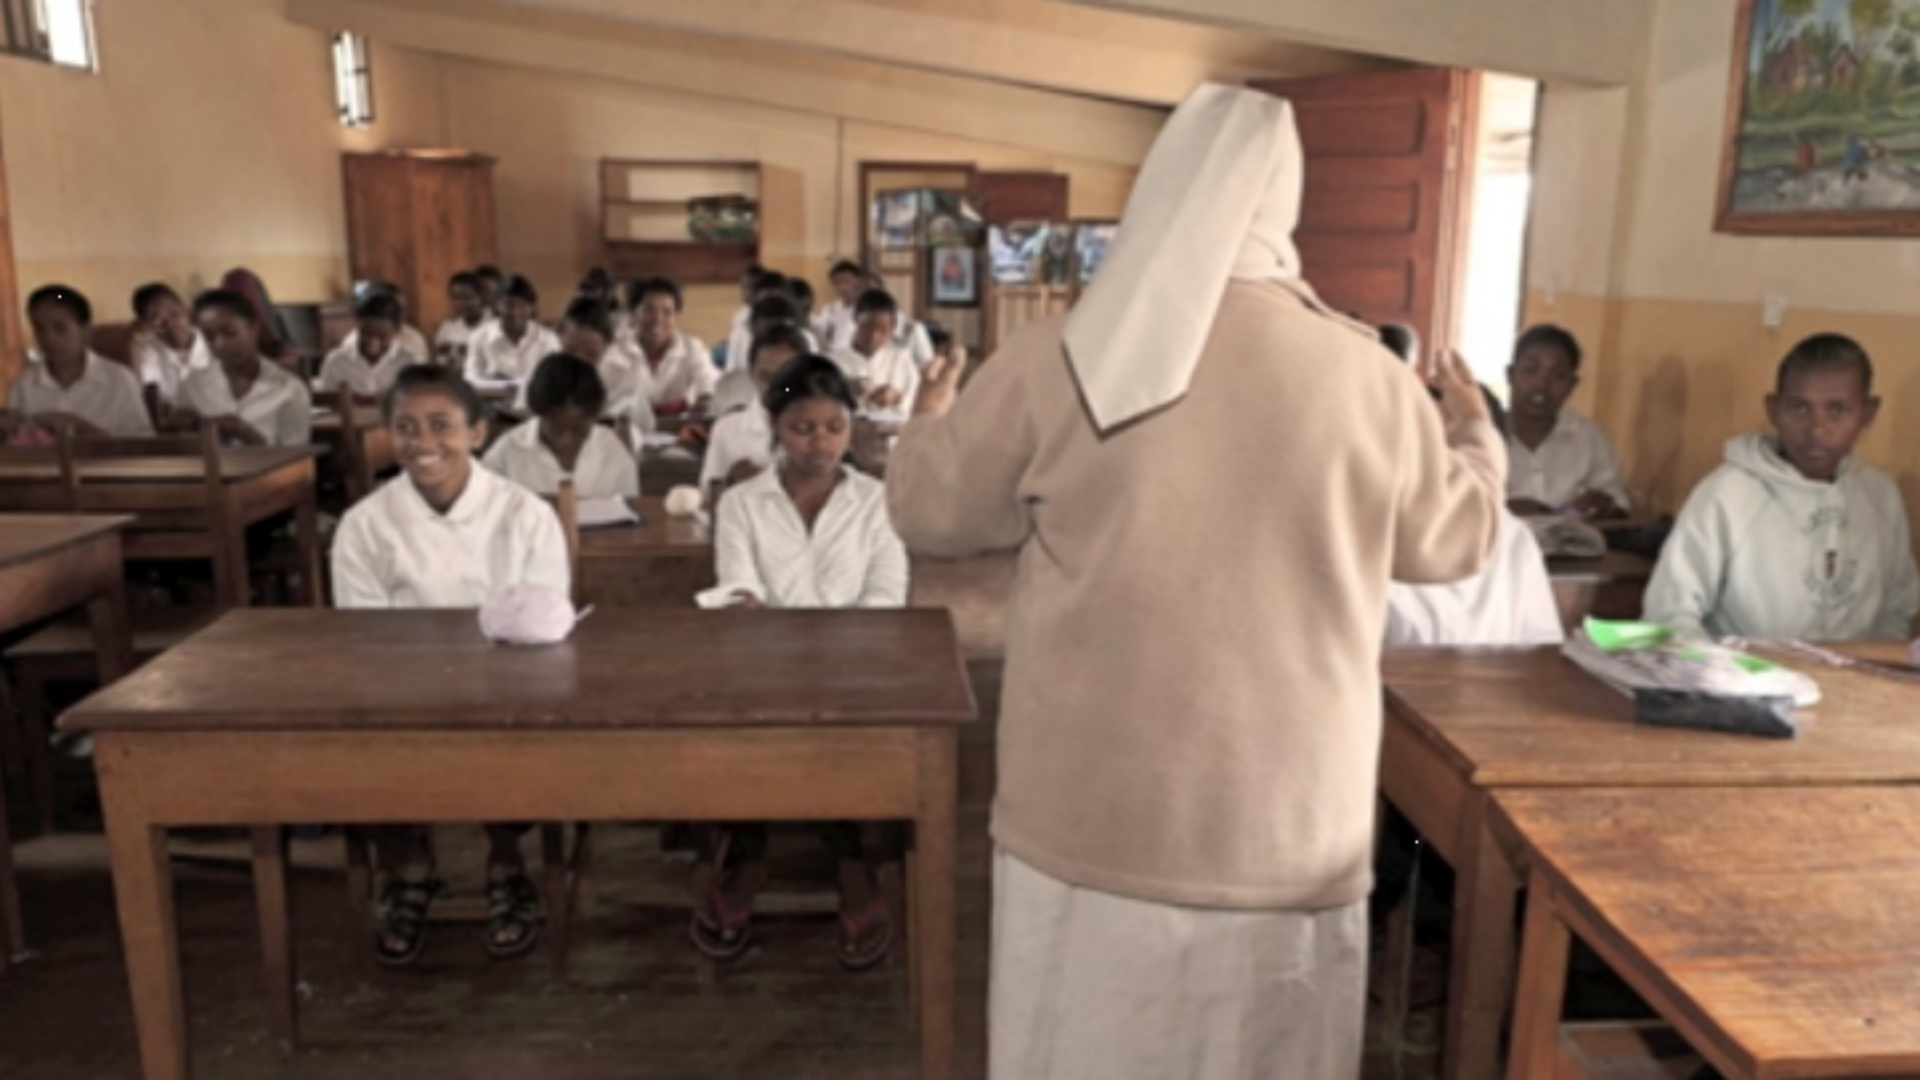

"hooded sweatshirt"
[1644, 434, 1919, 641]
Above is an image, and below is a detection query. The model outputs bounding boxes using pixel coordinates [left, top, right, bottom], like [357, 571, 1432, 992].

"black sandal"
[689, 878, 754, 962]
[837, 886, 894, 972]
[485, 872, 544, 959]
[373, 875, 443, 968]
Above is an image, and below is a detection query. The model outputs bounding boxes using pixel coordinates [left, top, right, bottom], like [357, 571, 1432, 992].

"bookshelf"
[600, 159, 763, 283]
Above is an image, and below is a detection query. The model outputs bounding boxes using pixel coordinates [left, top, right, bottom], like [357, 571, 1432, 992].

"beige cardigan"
[887, 280, 1505, 910]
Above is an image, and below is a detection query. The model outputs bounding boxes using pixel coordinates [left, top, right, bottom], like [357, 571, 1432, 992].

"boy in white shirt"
[831, 290, 920, 412]
[128, 282, 213, 421]
[1505, 324, 1631, 519]
[317, 293, 420, 399]
[332, 365, 569, 967]
[485, 353, 640, 501]
[1645, 333, 1920, 642]
[473, 265, 505, 318]
[1, 285, 154, 441]
[624, 276, 716, 419]
[700, 324, 807, 502]
[178, 290, 312, 446]
[464, 275, 563, 385]
[432, 271, 493, 369]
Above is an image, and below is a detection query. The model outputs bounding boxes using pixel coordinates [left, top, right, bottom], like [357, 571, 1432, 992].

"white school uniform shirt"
[178, 359, 312, 446]
[1506, 408, 1631, 512]
[342, 325, 430, 367]
[7, 352, 154, 437]
[815, 299, 857, 351]
[464, 321, 563, 383]
[711, 465, 908, 608]
[511, 346, 650, 427]
[629, 332, 718, 409]
[316, 343, 418, 398]
[699, 400, 774, 490]
[433, 315, 494, 368]
[1385, 514, 1564, 647]
[131, 331, 214, 404]
[331, 464, 571, 609]
[725, 324, 820, 375]
[483, 420, 639, 501]
[833, 342, 920, 409]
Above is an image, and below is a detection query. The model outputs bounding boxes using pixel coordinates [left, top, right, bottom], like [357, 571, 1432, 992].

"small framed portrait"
[929, 247, 978, 306]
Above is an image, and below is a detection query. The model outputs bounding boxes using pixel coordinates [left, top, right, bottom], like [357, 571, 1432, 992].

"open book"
[575, 497, 640, 528]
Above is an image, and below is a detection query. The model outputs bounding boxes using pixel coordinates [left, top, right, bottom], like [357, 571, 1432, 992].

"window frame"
[332, 30, 375, 129]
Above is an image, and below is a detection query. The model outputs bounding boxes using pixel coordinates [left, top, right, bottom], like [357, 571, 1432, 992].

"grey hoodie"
[1644, 434, 1919, 641]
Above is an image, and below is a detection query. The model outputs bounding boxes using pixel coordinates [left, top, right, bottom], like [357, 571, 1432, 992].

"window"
[332, 31, 374, 128]
[0, 0, 96, 71]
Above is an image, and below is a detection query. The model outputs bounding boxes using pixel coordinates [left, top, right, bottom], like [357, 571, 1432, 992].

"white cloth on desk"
[1385, 513, 1563, 647]
[707, 464, 907, 608]
[132, 331, 213, 404]
[1505, 408, 1631, 512]
[989, 848, 1366, 1080]
[331, 463, 570, 608]
[698, 399, 773, 491]
[464, 321, 563, 383]
[179, 359, 311, 446]
[626, 331, 716, 409]
[483, 419, 639, 501]
[433, 315, 494, 368]
[7, 352, 153, 436]
[316, 343, 418, 398]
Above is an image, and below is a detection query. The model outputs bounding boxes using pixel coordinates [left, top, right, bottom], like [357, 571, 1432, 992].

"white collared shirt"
[814, 300, 857, 351]
[628, 332, 717, 409]
[433, 315, 495, 368]
[179, 359, 312, 446]
[316, 343, 418, 398]
[483, 419, 639, 500]
[725, 325, 820, 375]
[710, 465, 908, 608]
[699, 400, 773, 490]
[1385, 514, 1564, 646]
[833, 342, 920, 409]
[464, 321, 563, 383]
[342, 325, 430, 366]
[131, 332, 214, 404]
[1506, 408, 1631, 511]
[8, 352, 154, 437]
[331, 463, 571, 609]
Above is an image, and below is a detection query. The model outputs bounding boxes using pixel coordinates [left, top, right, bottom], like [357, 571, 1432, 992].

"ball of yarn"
[478, 583, 577, 646]
[664, 485, 704, 518]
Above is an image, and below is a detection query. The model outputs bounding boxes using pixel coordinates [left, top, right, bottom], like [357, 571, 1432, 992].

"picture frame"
[1072, 221, 1118, 285]
[929, 247, 978, 306]
[873, 190, 922, 249]
[1717, 0, 1920, 236]
[988, 222, 1049, 285]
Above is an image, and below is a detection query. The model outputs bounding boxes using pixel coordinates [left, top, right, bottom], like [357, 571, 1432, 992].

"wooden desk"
[0, 513, 133, 972]
[0, 447, 324, 608]
[311, 412, 393, 503]
[1545, 550, 1653, 631]
[640, 447, 703, 493]
[1381, 644, 1920, 1080]
[1498, 786, 1920, 1079]
[576, 496, 714, 607]
[62, 607, 977, 1080]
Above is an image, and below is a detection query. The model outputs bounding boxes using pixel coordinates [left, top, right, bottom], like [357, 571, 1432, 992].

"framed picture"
[929, 247, 978, 306]
[873, 190, 922, 249]
[1717, 0, 1920, 235]
[988, 222, 1049, 285]
[1073, 221, 1118, 284]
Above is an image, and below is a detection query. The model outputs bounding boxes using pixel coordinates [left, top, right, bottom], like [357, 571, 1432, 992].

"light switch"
[1762, 293, 1788, 328]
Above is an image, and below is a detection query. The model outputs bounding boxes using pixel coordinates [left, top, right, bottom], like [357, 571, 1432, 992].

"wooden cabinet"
[600, 160, 761, 284]
[341, 151, 497, 332]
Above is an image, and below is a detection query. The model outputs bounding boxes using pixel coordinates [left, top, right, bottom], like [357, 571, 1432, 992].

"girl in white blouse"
[463, 275, 562, 385]
[1, 285, 153, 442]
[331, 365, 571, 967]
[691, 355, 908, 970]
[176, 290, 311, 447]
[483, 353, 640, 500]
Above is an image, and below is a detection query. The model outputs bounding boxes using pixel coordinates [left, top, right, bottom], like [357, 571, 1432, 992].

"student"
[1645, 333, 1920, 642]
[699, 325, 808, 500]
[485, 353, 640, 501]
[550, 296, 643, 423]
[129, 282, 214, 418]
[433, 271, 493, 368]
[728, 264, 766, 343]
[332, 366, 570, 965]
[1505, 324, 1630, 518]
[1, 285, 153, 440]
[177, 290, 313, 447]
[861, 270, 935, 366]
[813, 259, 865, 350]
[342, 281, 431, 362]
[473, 264, 506, 317]
[218, 267, 298, 362]
[316, 293, 419, 399]
[788, 278, 817, 335]
[694, 355, 908, 967]
[624, 276, 715, 417]
[464, 275, 562, 384]
[725, 271, 817, 373]
[831, 290, 919, 411]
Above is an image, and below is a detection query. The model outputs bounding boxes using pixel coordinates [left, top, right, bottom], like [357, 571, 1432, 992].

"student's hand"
[912, 348, 966, 419]
[869, 386, 903, 409]
[1422, 348, 1489, 433]
[30, 411, 105, 439]
[1565, 490, 1622, 520]
[1507, 498, 1557, 518]
[728, 592, 765, 610]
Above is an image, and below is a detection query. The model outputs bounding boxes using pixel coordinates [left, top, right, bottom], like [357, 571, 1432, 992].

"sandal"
[373, 874, 443, 968]
[485, 872, 544, 959]
[837, 888, 894, 972]
[689, 873, 755, 961]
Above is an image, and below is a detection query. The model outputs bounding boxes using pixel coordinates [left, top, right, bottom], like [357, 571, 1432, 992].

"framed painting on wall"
[929, 247, 978, 306]
[1718, 0, 1920, 235]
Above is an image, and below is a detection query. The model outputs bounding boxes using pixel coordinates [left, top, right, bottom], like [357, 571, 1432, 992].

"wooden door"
[1249, 69, 1481, 355]
[0, 98, 25, 397]
[342, 154, 416, 310]
[410, 159, 497, 331]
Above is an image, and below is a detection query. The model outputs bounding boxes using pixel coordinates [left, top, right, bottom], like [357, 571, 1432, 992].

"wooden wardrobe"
[341, 151, 498, 332]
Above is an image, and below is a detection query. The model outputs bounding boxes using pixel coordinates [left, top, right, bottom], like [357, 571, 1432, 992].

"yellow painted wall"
[0, 0, 446, 325]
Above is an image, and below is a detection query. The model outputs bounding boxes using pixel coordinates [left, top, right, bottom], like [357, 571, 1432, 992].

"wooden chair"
[54, 427, 232, 582]
[312, 390, 384, 505]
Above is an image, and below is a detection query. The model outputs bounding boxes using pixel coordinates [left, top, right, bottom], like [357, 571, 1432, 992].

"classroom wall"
[0, 0, 446, 333]
[1523, 0, 1920, 532]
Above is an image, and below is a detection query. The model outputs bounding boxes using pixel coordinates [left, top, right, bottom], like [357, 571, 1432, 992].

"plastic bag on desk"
[1563, 619, 1821, 708]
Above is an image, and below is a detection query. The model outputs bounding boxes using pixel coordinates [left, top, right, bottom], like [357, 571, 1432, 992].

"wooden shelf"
[605, 240, 757, 283]
[601, 158, 762, 283]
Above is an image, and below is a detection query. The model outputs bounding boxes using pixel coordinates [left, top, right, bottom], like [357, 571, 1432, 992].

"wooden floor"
[0, 661, 1446, 1079]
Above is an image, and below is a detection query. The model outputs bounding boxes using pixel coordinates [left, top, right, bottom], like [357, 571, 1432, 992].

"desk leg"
[0, 765, 20, 970]
[1444, 800, 1522, 1080]
[1504, 867, 1570, 1080]
[86, 578, 134, 685]
[915, 731, 957, 1080]
[102, 781, 187, 1080]
[251, 826, 298, 1051]
[215, 492, 248, 609]
[295, 488, 322, 608]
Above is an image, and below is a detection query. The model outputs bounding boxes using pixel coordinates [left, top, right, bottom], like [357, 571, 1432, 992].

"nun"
[888, 84, 1507, 1079]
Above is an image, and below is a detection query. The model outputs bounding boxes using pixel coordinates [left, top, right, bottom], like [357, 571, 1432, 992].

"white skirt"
[990, 848, 1367, 1080]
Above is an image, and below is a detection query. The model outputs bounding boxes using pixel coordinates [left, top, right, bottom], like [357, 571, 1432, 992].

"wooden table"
[1381, 643, 1920, 1080]
[1498, 786, 1920, 1079]
[0, 447, 324, 608]
[576, 496, 714, 607]
[62, 607, 977, 1080]
[1545, 550, 1653, 631]
[640, 447, 703, 493]
[0, 513, 133, 972]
